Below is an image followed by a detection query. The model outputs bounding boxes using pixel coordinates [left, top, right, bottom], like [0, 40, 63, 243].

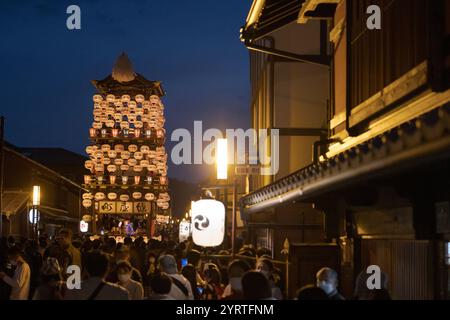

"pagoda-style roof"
[92, 53, 165, 97]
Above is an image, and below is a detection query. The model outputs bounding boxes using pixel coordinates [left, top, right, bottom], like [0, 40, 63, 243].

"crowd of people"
[0, 229, 391, 300]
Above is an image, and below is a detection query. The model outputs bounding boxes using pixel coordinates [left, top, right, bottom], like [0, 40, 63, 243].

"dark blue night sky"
[0, 0, 251, 183]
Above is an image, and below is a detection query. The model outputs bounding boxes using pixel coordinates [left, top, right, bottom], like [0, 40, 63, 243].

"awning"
[39, 206, 78, 223]
[240, 102, 450, 216]
[1, 191, 28, 216]
[297, 0, 340, 24]
[241, 0, 306, 42]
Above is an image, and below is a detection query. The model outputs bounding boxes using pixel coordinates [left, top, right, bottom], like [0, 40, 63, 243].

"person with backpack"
[158, 254, 193, 300]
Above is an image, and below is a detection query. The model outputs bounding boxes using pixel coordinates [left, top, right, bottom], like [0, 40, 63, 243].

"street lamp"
[31, 185, 40, 240]
[216, 138, 238, 257]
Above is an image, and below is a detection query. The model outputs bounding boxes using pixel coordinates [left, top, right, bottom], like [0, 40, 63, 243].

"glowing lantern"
[106, 94, 115, 102]
[146, 176, 153, 184]
[140, 145, 150, 154]
[82, 192, 93, 200]
[135, 94, 144, 102]
[101, 128, 107, 138]
[120, 164, 130, 172]
[121, 176, 128, 185]
[109, 175, 116, 184]
[80, 220, 89, 233]
[84, 175, 91, 184]
[93, 94, 103, 103]
[149, 95, 160, 104]
[94, 192, 105, 201]
[84, 160, 93, 170]
[121, 151, 131, 159]
[145, 193, 155, 201]
[112, 128, 119, 137]
[120, 194, 129, 202]
[128, 144, 138, 152]
[134, 152, 143, 160]
[107, 192, 117, 200]
[179, 221, 191, 242]
[140, 160, 149, 167]
[115, 144, 125, 152]
[127, 158, 137, 167]
[133, 165, 143, 173]
[132, 192, 142, 199]
[191, 199, 225, 247]
[82, 215, 92, 222]
[160, 176, 167, 185]
[108, 150, 117, 158]
[114, 158, 124, 166]
[28, 208, 40, 224]
[145, 129, 152, 138]
[89, 128, 96, 138]
[134, 128, 141, 138]
[134, 176, 141, 185]
[121, 94, 131, 103]
[94, 164, 104, 172]
[97, 176, 104, 185]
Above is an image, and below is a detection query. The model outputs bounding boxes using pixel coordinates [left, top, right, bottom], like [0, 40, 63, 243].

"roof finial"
[112, 52, 136, 82]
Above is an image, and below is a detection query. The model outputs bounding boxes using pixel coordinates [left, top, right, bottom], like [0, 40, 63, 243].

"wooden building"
[240, 0, 450, 299]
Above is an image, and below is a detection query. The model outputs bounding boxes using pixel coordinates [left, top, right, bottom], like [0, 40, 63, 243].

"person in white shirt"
[64, 251, 129, 300]
[0, 245, 31, 300]
[116, 261, 144, 300]
[158, 254, 193, 300]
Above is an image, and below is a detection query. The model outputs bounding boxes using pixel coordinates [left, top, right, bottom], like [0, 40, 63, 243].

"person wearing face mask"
[116, 261, 144, 300]
[0, 245, 31, 300]
[255, 258, 283, 300]
[316, 267, 345, 300]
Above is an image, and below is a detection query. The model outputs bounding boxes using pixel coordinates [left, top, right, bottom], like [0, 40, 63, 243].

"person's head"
[187, 249, 201, 269]
[147, 252, 157, 264]
[203, 263, 221, 286]
[116, 261, 133, 284]
[115, 247, 130, 263]
[227, 259, 251, 291]
[181, 264, 197, 295]
[150, 272, 172, 295]
[296, 284, 329, 300]
[124, 236, 133, 246]
[57, 229, 72, 249]
[316, 267, 338, 295]
[256, 258, 274, 280]
[86, 251, 110, 278]
[41, 257, 62, 283]
[158, 254, 178, 274]
[242, 271, 271, 300]
[7, 245, 22, 264]
[38, 236, 48, 249]
[256, 247, 272, 259]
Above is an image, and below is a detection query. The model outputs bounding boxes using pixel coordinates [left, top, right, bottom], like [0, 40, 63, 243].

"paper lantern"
[120, 121, 129, 129]
[191, 199, 225, 247]
[121, 94, 131, 102]
[128, 144, 138, 152]
[89, 128, 97, 137]
[84, 175, 91, 184]
[156, 199, 165, 207]
[106, 120, 115, 128]
[143, 101, 150, 108]
[103, 158, 111, 165]
[82, 215, 92, 222]
[135, 121, 143, 129]
[80, 220, 89, 233]
[148, 164, 157, 172]
[112, 128, 119, 137]
[156, 129, 164, 138]
[132, 192, 142, 199]
[121, 151, 131, 159]
[140, 160, 149, 167]
[161, 203, 169, 210]
[108, 150, 117, 158]
[145, 193, 155, 201]
[28, 208, 40, 224]
[114, 144, 125, 152]
[94, 164, 104, 172]
[134, 176, 141, 185]
[101, 144, 111, 152]
[114, 158, 124, 166]
[120, 194, 129, 202]
[109, 175, 116, 184]
[149, 95, 160, 104]
[134, 152, 143, 160]
[94, 150, 103, 158]
[146, 176, 153, 184]
[133, 165, 143, 173]
[148, 151, 156, 159]
[106, 94, 115, 102]
[85, 160, 94, 170]
[93, 94, 103, 103]
[107, 192, 117, 200]
[134, 128, 141, 138]
[127, 158, 137, 167]
[82, 199, 92, 208]
[160, 176, 167, 185]
[82, 193, 93, 200]
[97, 176, 104, 184]
[121, 176, 128, 185]
[145, 129, 152, 138]
[179, 221, 191, 242]
[120, 164, 130, 172]
[135, 94, 144, 102]
[140, 145, 150, 154]
[85, 146, 94, 155]
[94, 192, 105, 201]
[129, 101, 137, 109]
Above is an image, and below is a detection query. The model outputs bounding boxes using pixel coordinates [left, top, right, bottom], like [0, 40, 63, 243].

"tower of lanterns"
[81, 53, 170, 235]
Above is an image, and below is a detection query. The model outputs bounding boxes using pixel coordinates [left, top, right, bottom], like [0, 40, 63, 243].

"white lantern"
[107, 164, 117, 173]
[82, 192, 93, 200]
[128, 144, 138, 152]
[114, 158, 124, 166]
[179, 221, 191, 242]
[106, 94, 116, 102]
[115, 144, 125, 152]
[28, 208, 40, 224]
[135, 94, 144, 102]
[191, 199, 225, 247]
[94, 192, 105, 201]
[127, 158, 137, 167]
[145, 193, 155, 201]
[133, 165, 143, 173]
[134, 152, 143, 160]
[121, 94, 131, 102]
[132, 192, 142, 200]
[120, 194, 129, 202]
[93, 94, 103, 103]
[82, 199, 92, 208]
[108, 150, 117, 158]
[140, 145, 150, 154]
[80, 220, 89, 233]
[107, 192, 117, 200]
